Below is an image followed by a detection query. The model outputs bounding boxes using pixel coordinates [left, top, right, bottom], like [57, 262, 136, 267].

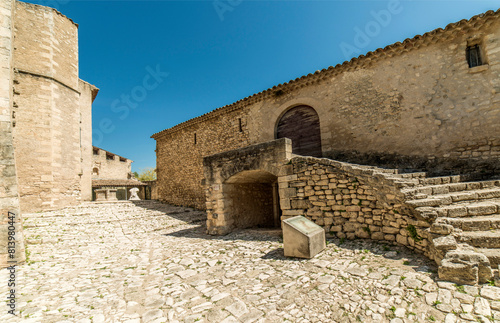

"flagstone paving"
[1, 201, 500, 322]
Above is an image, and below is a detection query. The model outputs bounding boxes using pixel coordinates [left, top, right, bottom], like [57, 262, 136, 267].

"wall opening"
[224, 170, 280, 230]
[276, 105, 322, 157]
[466, 44, 484, 68]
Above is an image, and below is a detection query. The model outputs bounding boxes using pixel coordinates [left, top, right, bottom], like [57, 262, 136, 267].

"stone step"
[418, 175, 465, 186]
[476, 248, 500, 267]
[406, 188, 500, 208]
[402, 180, 500, 199]
[397, 172, 428, 179]
[440, 215, 500, 231]
[457, 230, 500, 249]
[417, 173, 491, 186]
[415, 200, 500, 218]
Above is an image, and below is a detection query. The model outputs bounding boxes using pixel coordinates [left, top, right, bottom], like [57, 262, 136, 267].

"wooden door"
[276, 106, 322, 157]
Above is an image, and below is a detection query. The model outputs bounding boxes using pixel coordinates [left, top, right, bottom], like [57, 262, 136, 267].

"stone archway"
[203, 138, 292, 235]
[276, 105, 322, 157]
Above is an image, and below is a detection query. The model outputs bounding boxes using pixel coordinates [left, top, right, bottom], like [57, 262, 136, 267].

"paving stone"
[142, 309, 164, 322]
[394, 307, 406, 318]
[425, 292, 438, 305]
[474, 297, 492, 317]
[480, 286, 500, 301]
[438, 288, 453, 304]
[225, 298, 248, 318]
[444, 313, 457, 323]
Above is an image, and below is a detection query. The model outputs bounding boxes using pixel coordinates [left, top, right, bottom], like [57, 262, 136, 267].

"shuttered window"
[466, 45, 483, 68]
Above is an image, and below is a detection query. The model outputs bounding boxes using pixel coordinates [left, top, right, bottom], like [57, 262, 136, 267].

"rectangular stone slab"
[283, 216, 326, 258]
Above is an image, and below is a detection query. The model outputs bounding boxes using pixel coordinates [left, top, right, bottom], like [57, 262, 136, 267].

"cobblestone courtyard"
[1, 201, 500, 322]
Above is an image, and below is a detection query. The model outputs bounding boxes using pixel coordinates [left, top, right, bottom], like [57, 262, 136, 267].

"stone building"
[92, 146, 133, 181]
[91, 146, 146, 200]
[0, 0, 98, 266]
[11, 1, 98, 212]
[153, 10, 500, 284]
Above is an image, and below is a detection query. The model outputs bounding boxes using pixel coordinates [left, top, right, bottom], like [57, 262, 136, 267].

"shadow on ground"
[133, 200, 437, 275]
[132, 200, 282, 242]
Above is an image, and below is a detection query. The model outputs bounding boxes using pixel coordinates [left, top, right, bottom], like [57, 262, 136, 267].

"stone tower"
[0, 0, 99, 267]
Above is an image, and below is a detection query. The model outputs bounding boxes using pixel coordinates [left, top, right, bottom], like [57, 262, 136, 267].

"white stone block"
[282, 216, 325, 259]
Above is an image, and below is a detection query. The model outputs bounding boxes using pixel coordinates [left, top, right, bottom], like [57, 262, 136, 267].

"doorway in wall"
[276, 105, 322, 157]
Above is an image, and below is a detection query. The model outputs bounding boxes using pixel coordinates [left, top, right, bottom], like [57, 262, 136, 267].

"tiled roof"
[151, 8, 500, 139]
[92, 179, 147, 187]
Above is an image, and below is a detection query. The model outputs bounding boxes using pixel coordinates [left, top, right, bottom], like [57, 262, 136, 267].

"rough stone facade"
[10, 1, 98, 212]
[92, 147, 133, 180]
[155, 108, 250, 209]
[153, 10, 500, 211]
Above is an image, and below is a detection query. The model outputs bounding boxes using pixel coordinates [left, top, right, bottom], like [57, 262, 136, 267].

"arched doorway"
[224, 170, 280, 230]
[276, 105, 322, 157]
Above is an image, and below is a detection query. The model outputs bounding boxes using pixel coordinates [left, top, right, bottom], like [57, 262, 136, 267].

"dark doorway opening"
[224, 170, 281, 230]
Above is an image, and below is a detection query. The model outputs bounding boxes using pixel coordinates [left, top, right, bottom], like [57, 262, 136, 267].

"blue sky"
[26, 0, 500, 172]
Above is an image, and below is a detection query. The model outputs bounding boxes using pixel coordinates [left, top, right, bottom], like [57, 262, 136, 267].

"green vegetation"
[406, 224, 422, 242]
[135, 167, 157, 181]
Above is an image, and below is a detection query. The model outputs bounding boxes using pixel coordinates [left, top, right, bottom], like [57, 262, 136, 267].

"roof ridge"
[151, 8, 500, 139]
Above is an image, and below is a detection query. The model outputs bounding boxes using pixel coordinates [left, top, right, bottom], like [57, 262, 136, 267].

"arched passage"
[203, 139, 291, 235]
[224, 170, 280, 230]
[276, 105, 322, 157]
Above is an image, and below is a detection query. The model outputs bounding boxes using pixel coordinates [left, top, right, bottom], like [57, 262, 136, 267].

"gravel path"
[1, 201, 499, 322]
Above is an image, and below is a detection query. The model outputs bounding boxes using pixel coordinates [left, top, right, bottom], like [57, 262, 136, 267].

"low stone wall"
[279, 157, 430, 256]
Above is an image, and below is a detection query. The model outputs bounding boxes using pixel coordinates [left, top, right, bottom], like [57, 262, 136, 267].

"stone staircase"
[301, 156, 500, 285]
[401, 173, 500, 285]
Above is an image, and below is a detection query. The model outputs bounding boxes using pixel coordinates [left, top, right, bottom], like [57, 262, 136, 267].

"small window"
[93, 148, 99, 155]
[92, 168, 99, 176]
[466, 44, 483, 68]
[238, 118, 243, 132]
[106, 153, 114, 160]
[119, 157, 126, 162]
[194, 133, 197, 145]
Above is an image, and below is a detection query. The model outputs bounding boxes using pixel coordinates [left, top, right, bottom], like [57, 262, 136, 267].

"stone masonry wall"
[225, 183, 274, 229]
[13, 1, 78, 89]
[79, 80, 95, 201]
[156, 108, 251, 209]
[92, 148, 132, 180]
[154, 13, 500, 209]
[0, 0, 25, 266]
[10, 2, 95, 212]
[280, 157, 430, 256]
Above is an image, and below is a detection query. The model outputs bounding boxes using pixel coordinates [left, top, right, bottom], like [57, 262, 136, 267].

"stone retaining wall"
[279, 157, 430, 256]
